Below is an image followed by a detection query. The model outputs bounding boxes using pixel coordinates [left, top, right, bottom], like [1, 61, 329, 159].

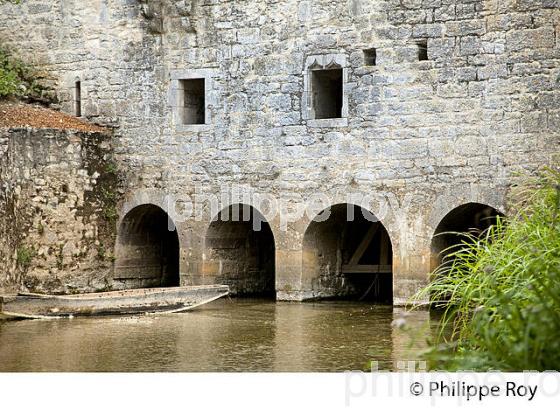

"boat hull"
[0, 285, 229, 319]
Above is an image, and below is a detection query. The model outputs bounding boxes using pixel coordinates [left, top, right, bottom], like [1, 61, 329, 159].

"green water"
[0, 299, 435, 372]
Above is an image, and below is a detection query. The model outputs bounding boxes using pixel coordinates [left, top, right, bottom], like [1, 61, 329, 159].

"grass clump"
[416, 167, 560, 371]
[16, 246, 35, 269]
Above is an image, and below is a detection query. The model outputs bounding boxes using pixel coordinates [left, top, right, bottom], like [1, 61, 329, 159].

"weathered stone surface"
[0, 128, 120, 294]
[0, 0, 558, 303]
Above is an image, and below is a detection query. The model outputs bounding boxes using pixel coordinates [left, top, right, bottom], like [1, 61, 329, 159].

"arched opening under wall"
[431, 202, 504, 274]
[114, 205, 180, 289]
[204, 204, 276, 298]
[302, 204, 393, 303]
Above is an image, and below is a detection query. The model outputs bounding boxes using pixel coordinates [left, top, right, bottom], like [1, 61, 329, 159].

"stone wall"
[203, 205, 276, 296]
[0, 0, 559, 302]
[113, 203, 180, 289]
[0, 127, 119, 294]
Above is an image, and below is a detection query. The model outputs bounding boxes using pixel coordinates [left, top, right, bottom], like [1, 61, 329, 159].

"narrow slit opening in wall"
[75, 81, 81, 117]
[417, 40, 428, 61]
[311, 68, 343, 119]
[363, 48, 377, 66]
[179, 78, 205, 125]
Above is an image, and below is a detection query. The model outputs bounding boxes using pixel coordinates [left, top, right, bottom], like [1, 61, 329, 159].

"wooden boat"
[0, 285, 229, 320]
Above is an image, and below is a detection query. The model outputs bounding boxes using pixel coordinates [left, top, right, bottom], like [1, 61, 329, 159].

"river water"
[0, 299, 438, 372]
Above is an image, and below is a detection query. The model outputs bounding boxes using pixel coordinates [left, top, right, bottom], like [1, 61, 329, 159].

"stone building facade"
[0, 0, 559, 303]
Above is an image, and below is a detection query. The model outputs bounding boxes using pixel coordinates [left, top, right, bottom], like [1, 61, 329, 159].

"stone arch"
[114, 204, 180, 289]
[302, 203, 393, 302]
[430, 202, 504, 273]
[203, 203, 276, 298]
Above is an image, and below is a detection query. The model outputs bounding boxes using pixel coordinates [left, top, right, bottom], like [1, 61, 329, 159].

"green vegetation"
[1, 46, 29, 98]
[0, 60, 20, 97]
[103, 206, 118, 222]
[417, 167, 560, 371]
[104, 161, 119, 175]
[99, 187, 118, 222]
[16, 246, 35, 269]
[97, 244, 106, 261]
[0, 46, 48, 100]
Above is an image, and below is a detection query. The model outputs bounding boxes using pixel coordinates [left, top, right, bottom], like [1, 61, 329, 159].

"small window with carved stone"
[311, 68, 343, 119]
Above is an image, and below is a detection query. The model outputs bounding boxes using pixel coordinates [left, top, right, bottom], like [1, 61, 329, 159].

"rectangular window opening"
[75, 81, 81, 117]
[311, 68, 343, 119]
[179, 78, 205, 125]
[363, 48, 377, 66]
[417, 40, 429, 61]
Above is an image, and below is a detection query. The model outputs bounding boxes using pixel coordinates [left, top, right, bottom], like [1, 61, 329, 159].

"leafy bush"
[416, 167, 560, 371]
[0, 46, 50, 100]
[0, 64, 21, 97]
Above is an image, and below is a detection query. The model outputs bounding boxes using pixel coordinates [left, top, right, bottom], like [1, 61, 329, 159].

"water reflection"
[0, 299, 435, 372]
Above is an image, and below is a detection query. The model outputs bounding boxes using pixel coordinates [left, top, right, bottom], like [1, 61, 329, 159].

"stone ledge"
[306, 118, 348, 128]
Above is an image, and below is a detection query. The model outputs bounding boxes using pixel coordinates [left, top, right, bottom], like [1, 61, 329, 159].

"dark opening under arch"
[114, 204, 180, 289]
[431, 202, 504, 274]
[204, 204, 275, 298]
[302, 204, 393, 303]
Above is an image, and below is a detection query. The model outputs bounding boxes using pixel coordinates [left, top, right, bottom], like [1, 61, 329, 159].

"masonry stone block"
[0, 0, 558, 303]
